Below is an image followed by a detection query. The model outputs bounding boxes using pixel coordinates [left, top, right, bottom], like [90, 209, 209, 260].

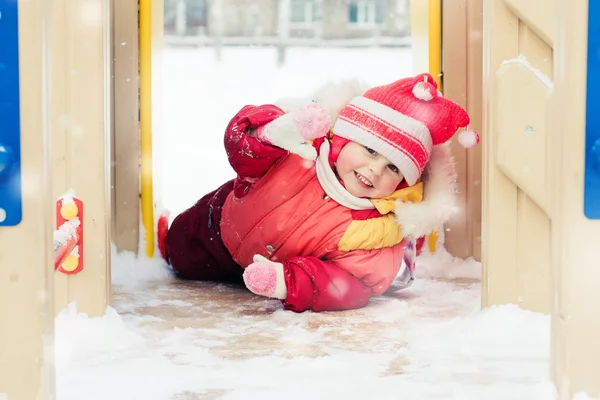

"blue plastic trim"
[0, 0, 23, 226]
[585, 0, 600, 219]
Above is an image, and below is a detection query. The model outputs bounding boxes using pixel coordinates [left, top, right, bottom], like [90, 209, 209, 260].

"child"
[159, 72, 478, 313]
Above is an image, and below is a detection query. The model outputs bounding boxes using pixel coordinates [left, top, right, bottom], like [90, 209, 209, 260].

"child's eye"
[366, 147, 377, 155]
[388, 164, 399, 173]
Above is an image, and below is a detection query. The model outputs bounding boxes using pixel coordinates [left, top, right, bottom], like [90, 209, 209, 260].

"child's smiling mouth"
[354, 171, 373, 188]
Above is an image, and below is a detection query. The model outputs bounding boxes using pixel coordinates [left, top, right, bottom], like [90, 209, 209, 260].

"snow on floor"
[52, 46, 567, 399]
[55, 245, 556, 400]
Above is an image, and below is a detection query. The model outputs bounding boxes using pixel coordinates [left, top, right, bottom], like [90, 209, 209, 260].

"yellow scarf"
[370, 181, 424, 215]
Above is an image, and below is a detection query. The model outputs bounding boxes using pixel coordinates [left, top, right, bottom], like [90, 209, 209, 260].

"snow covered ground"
[51, 46, 575, 399]
[55, 246, 558, 400]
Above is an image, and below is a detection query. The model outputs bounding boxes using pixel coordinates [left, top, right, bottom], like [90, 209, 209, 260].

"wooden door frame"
[440, 0, 483, 262]
[112, 0, 141, 254]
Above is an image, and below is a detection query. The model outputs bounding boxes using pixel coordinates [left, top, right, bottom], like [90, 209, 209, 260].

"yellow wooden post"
[427, 0, 442, 252]
[140, 0, 154, 257]
[428, 0, 442, 90]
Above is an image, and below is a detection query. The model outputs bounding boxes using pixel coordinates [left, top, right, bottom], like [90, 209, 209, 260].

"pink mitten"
[292, 102, 332, 141]
[243, 255, 287, 299]
[256, 102, 331, 161]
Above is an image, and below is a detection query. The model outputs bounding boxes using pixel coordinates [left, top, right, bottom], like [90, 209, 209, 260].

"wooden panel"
[113, 0, 140, 253]
[442, 0, 484, 262]
[466, 0, 483, 262]
[494, 61, 551, 215]
[516, 192, 551, 313]
[442, 0, 470, 258]
[0, 1, 55, 398]
[552, 1, 600, 398]
[481, 0, 555, 313]
[518, 20, 553, 78]
[52, 0, 111, 317]
[511, 0, 552, 313]
[52, 0, 69, 311]
[505, 0, 554, 47]
[481, 0, 521, 307]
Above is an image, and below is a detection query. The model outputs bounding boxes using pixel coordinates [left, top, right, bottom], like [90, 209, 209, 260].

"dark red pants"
[164, 180, 244, 283]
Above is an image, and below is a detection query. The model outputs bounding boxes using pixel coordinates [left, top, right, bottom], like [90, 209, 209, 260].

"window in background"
[348, 0, 385, 26]
[290, 0, 319, 27]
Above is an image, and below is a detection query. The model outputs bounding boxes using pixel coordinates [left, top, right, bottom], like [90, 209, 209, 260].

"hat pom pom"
[412, 81, 437, 101]
[458, 129, 480, 148]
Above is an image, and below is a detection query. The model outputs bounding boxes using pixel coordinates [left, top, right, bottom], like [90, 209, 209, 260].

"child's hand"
[243, 254, 287, 299]
[256, 102, 331, 161]
[292, 102, 332, 141]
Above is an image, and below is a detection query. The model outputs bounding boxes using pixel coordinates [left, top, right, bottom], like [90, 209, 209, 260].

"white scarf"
[314, 140, 375, 211]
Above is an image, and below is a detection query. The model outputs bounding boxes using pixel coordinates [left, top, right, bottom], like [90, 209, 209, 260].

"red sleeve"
[327, 245, 403, 294]
[281, 256, 373, 312]
[224, 104, 287, 196]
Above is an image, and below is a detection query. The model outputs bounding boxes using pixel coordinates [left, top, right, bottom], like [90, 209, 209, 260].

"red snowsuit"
[165, 94, 458, 312]
[166, 104, 404, 312]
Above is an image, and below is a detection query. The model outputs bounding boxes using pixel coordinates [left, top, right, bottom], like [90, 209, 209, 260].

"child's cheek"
[382, 174, 402, 194]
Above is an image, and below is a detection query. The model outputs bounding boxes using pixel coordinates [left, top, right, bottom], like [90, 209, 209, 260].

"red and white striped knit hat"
[332, 73, 479, 186]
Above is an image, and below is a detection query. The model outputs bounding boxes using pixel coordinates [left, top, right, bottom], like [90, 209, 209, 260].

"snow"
[55, 244, 559, 400]
[51, 46, 590, 399]
[57, 188, 77, 202]
[501, 54, 553, 88]
[53, 217, 80, 248]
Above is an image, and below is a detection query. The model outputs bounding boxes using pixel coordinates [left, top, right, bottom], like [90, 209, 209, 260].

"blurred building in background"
[164, 0, 411, 47]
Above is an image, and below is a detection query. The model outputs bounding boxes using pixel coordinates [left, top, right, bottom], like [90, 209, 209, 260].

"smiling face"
[335, 141, 405, 199]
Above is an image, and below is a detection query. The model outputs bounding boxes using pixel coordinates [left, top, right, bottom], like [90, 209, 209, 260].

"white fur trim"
[394, 142, 458, 238]
[333, 118, 421, 185]
[258, 108, 318, 160]
[315, 140, 375, 210]
[272, 262, 287, 299]
[274, 79, 371, 123]
[258, 111, 297, 142]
